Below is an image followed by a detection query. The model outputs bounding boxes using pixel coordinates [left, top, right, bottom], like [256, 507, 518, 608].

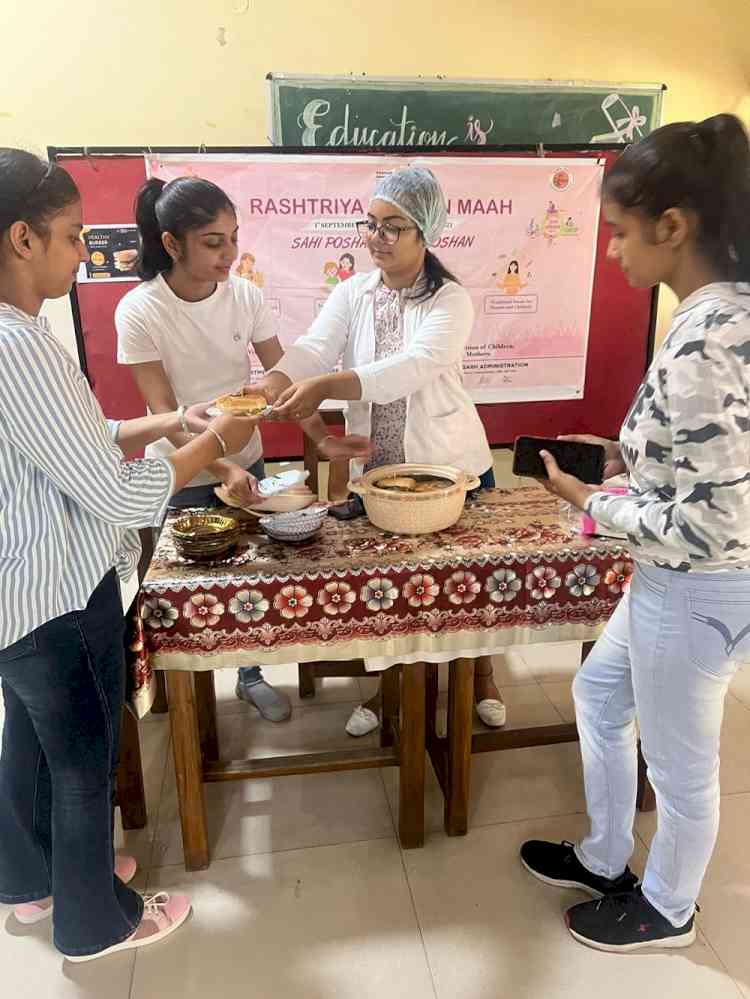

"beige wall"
[2, 1, 747, 152]
[2, 0, 748, 345]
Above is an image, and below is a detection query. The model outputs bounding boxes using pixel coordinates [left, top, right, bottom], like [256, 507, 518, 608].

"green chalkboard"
[268, 75, 664, 148]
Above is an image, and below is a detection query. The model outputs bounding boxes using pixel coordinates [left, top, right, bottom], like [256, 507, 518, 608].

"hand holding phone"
[512, 436, 605, 485]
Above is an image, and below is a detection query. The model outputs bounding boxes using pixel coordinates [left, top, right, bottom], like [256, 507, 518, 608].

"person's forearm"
[116, 411, 181, 456]
[131, 400, 231, 481]
[166, 432, 225, 493]
[313, 371, 362, 402]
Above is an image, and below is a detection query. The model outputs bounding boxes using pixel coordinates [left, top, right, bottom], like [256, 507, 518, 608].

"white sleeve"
[239, 281, 278, 345]
[115, 295, 161, 364]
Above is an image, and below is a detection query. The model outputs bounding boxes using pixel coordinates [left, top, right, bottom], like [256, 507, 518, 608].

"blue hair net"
[370, 166, 448, 246]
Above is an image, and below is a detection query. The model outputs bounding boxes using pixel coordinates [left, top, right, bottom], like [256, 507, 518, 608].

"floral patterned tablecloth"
[127, 487, 632, 717]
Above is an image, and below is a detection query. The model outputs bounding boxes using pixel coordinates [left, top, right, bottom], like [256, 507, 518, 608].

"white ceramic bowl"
[259, 506, 328, 540]
[264, 526, 321, 543]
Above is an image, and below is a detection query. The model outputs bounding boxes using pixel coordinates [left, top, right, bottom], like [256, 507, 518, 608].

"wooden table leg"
[151, 670, 169, 714]
[116, 706, 147, 830]
[380, 665, 400, 749]
[166, 671, 210, 871]
[327, 460, 351, 503]
[425, 663, 439, 740]
[398, 661, 425, 849]
[444, 658, 475, 837]
[298, 663, 316, 699]
[194, 670, 219, 763]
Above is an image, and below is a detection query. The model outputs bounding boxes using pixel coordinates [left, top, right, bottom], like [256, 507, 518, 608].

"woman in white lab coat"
[254, 166, 506, 736]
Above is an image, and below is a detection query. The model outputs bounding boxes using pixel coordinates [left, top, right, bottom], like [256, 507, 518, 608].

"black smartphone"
[328, 496, 366, 521]
[512, 436, 605, 484]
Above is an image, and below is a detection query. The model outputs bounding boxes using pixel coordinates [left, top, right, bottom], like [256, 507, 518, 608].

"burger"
[214, 393, 269, 416]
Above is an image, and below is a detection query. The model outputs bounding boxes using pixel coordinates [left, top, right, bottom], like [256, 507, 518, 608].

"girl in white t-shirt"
[116, 176, 370, 721]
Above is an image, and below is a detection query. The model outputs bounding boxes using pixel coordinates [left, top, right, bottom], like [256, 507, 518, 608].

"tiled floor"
[2, 452, 750, 997]
[5, 646, 749, 998]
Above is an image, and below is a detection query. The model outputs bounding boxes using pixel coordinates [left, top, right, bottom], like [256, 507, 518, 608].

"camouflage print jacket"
[586, 282, 750, 572]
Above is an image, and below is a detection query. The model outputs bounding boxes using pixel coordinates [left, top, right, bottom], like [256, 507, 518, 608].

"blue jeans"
[0, 571, 143, 956]
[168, 459, 265, 686]
[574, 562, 750, 926]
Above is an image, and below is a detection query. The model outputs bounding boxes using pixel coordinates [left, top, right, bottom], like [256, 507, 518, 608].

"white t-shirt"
[116, 274, 276, 486]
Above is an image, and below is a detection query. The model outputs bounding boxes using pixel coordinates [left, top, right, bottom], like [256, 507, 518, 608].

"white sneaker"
[475, 699, 507, 728]
[345, 705, 380, 737]
[14, 854, 138, 925]
[65, 892, 191, 962]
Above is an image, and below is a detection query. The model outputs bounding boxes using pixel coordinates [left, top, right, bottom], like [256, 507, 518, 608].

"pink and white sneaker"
[66, 892, 192, 962]
[14, 854, 138, 925]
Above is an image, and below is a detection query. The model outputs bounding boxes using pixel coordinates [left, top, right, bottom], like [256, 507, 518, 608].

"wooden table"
[127, 487, 631, 870]
[161, 660, 423, 870]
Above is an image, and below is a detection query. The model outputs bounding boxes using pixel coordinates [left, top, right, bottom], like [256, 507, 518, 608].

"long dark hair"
[134, 176, 236, 280]
[604, 113, 750, 282]
[0, 149, 79, 247]
[420, 249, 459, 300]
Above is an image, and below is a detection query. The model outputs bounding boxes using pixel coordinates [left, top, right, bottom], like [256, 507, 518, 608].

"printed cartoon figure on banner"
[322, 260, 339, 287]
[492, 254, 534, 296]
[337, 253, 356, 281]
[235, 251, 264, 287]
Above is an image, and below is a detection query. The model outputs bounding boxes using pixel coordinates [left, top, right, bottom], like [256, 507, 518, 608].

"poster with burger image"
[77, 224, 140, 282]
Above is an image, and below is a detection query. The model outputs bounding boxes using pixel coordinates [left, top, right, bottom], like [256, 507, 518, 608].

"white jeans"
[573, 562, 750, 926]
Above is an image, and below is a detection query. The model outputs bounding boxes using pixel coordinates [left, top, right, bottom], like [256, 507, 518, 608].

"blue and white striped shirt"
[0, 304, 175, 650]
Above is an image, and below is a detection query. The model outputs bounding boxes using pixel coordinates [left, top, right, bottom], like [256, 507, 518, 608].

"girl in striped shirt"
[0, 149, 257, 961]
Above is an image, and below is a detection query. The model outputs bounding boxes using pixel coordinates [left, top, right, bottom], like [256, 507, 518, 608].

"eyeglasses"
[355, 220, 418, 245]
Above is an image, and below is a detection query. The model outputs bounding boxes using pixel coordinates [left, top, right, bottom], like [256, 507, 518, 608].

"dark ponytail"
[603, 113, 750, 282]
[134, 176, 236, 281]
[420, 249, 460, 300]
[0, 148, 79, 248]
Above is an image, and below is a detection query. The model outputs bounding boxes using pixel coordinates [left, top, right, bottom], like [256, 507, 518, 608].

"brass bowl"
[172, 513, 240, 562]
[173, 513, 239, 541]
[175, 539, 238, 562]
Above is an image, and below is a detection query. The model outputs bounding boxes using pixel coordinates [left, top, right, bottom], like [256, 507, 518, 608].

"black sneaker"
[520, 840, 638, 898]
[566, 887, 697, 952]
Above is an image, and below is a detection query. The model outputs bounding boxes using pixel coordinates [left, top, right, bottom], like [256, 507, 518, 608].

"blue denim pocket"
[688, 593, 750, 677]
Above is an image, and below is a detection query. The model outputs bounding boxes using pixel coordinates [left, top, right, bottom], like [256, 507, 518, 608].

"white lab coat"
[274, 270, 493, 477]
